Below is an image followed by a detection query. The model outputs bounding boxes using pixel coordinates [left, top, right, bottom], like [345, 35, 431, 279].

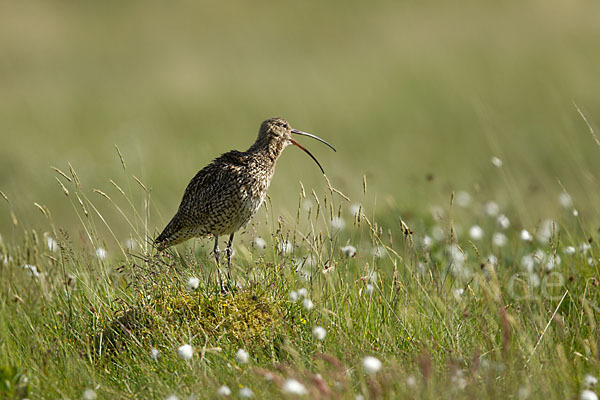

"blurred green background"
[1, 0, 600, 239]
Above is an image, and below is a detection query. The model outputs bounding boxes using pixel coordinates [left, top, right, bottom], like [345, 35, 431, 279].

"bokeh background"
[1, 0, 600, 239]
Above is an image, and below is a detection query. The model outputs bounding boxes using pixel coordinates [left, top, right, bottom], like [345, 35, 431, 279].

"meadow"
[1, 1, 600, 398]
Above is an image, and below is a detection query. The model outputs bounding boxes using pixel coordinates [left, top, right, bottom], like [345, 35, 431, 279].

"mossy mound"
[99, 285, 286, 353]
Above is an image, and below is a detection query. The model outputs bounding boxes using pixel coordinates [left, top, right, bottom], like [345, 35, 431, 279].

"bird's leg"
[226, 233, 235, 281]
[213, 236, 225, 292]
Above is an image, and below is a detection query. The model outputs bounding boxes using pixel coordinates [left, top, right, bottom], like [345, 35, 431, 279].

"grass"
[1, 158, 600, 399]
[2, 0, 600, 398]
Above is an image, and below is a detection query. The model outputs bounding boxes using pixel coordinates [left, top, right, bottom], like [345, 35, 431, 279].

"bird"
[155, 117, 335, 288]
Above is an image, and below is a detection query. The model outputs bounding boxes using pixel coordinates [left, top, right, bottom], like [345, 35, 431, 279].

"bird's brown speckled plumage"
[155, 117, 334, 258]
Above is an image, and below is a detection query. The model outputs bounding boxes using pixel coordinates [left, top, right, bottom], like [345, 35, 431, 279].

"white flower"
[362, 356, 382, 374]
[47, 237, 58, 252]
[297, 288, 308, 298]
[448, 244, 466, 264]
[349, 203, 361, 216]
[422, 235, 433, 249]
[235, 348, 249, 364]
[82, 389, 97, 400]
[563, 246, 576, 255]
[581, 390, 598, 400]
[432, 226, 445, 241]
[537, 220, 558, 244]
[330, 217, 345, 231]
[150, 348, 160, 360]
[544, 254, 561, 270]
[487, 254, 498, 266]
[520, 230, 533, 241]
[469, 225, 484, 240]
[341, 245, 357, 257]
[581, 242, 592, 254]
[165, 395, 179, 400]
[289, 291, 299, 302]
[491, 156, 503, 168]
[282, 379, 308, 395]
[23, 264, 40, 278]
[585, 375, 598, 387]
[239, 387, 254, 398]
[95, 247, 107, 261]
[124, 238, 138, 251]
[217, 385, 231, 396]
[484, 202, 500, 217]
[186, 277, 200, 291]
[492, 232, 508, 247]
[365, 284, 375, 295]
[521, 255, 535, 273]
[573, 209, 579, 217]
[254, 237, 267, 250]
[177, 344, 194, 360]
[301, 199, 313, 211]
[559, 192, 573, 208]
[278, 240, 293, 255]
[302, 298, 314, 311]
[497, 214, 510, 229]
[453, 288, 464, 300]
[406, 375, 417, 387]
[312, 326, 326, 341]
[455, 191, 472, 207]
[371, 246, 386, 258]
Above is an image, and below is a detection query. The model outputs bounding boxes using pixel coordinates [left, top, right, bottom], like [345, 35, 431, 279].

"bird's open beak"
[290, 129, 336, 174]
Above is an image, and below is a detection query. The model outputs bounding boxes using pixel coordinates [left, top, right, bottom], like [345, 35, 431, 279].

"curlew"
[155, 117, 335, 287]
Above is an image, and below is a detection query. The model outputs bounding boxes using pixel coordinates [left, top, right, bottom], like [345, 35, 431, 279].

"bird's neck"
[248, 137, 285, 165]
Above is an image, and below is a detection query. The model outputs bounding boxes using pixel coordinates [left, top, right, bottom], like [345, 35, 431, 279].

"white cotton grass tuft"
[289, 290, 299, 302]
[186, 277, 200, 291]
[365, 284, 375, 295]
[559, 192, 573, 208]
[235, 348, 249, 364]
[497, 214, 510, 229]
[82, 389, 97, 400]
[581, 390, 598, 400]
[362, 356, 382, 374]
[239, 387, 254, 398]
[484, 201, 500, 217]
[455, 191, 472, 207]
[312, 326, 326, 341]
[520, 229, 533, 242]
[330, 216, 345, 231]
[177, 344, 194, 360]
[469, 225, 484, 241]
[95, 247, 107, 261]
[302, 298, 314, 311]
[573, 209, 579, 217]
[584, 375, 598, 387]
[46, 236, 58, 252]
[253, 237, 267, 250]
[217, 385, 231, 396]
[563, 246, 576, 255]
[453, 288, 464, 300]
[422, 235, 433, 249]
[537, 220, 558, 244]
[297, 288, 308, 298]
[282, 379, 308, 395]
[278, 240, 293, 255]
[23, 264, 40, 278]
[491, 156, 503, 168]
[492, 232, 508, 247]
[341, 245, 357, 257]
[371, 246, 386, 258]
[124, 238, 138, 251]
[150, 348, 160, 360]
[349, 203, 361, 216]
[165, 395, 179, 400]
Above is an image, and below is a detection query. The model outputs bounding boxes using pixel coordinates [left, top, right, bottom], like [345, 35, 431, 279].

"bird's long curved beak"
[290, 129, 336, 174]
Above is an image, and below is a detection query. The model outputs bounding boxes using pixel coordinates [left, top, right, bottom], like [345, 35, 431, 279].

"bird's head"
[257, 117, 336, 174]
